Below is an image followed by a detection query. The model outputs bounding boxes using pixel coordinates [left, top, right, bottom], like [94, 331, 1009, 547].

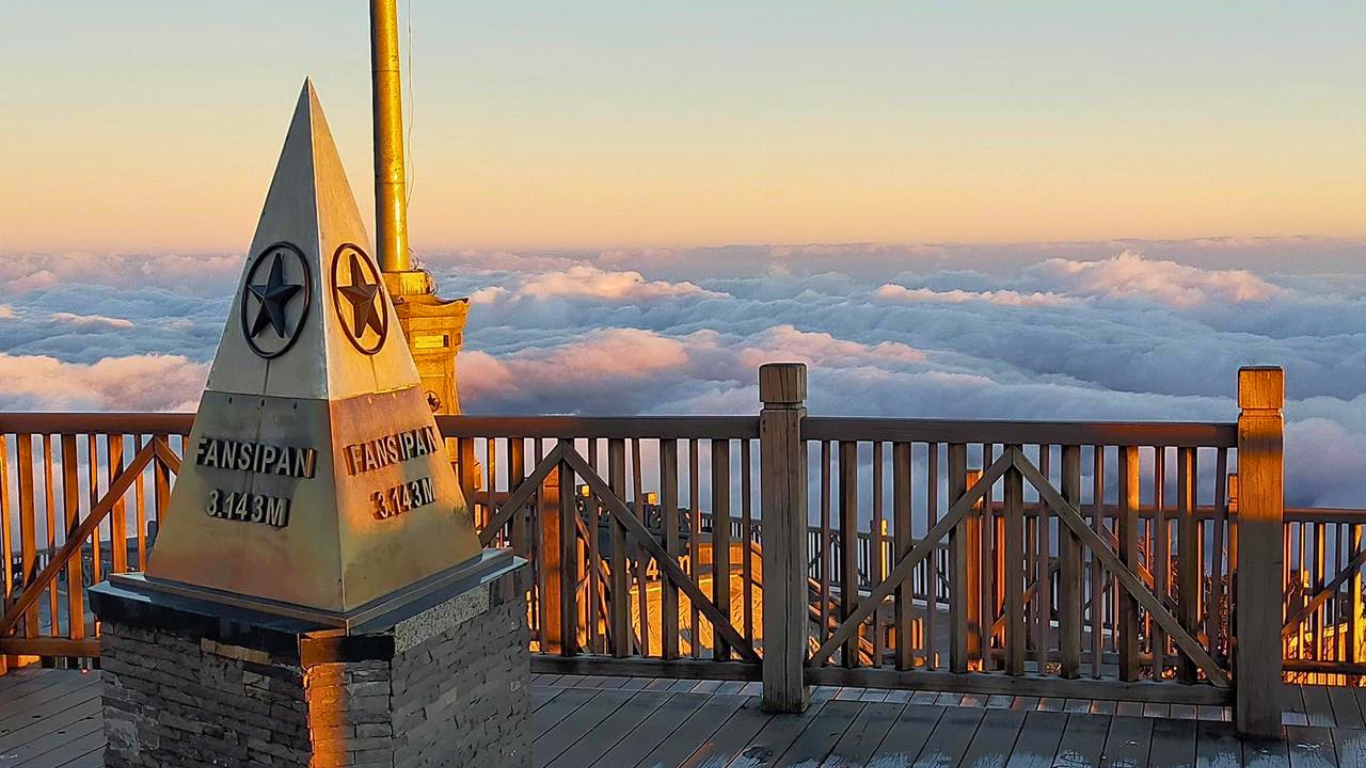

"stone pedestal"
[90, 561, 529, 768]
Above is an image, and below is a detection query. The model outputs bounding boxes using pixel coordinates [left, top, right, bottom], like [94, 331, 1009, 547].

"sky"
[3, 2, 1365, 252]
[0, 4, 1363, 510]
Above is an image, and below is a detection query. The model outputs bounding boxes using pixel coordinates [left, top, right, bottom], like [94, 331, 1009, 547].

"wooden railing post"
[539, 465, 563, 654]
[759, 363, 809, 712]
[1236, 366, 1284, 738]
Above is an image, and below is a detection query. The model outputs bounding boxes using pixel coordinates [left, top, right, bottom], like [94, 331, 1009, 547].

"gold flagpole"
[370, 0, 409, 273]
[368, 0, 473, 422]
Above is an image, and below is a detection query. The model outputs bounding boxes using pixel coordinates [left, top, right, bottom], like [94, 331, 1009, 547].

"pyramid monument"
[140, 80, 485, 622]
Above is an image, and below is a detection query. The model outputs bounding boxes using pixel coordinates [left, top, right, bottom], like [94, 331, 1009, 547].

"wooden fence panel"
[0, 394, 1339, 736]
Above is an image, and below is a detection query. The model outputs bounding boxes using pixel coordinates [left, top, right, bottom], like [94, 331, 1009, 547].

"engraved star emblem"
[336, 252, 384, 340]
[246, 253, 303, 339]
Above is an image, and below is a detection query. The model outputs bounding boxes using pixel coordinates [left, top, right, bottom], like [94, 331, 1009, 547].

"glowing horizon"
[3, 2, 1364, 254]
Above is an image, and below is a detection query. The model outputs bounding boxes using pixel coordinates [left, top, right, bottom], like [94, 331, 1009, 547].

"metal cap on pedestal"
[136, 80, 486, 623]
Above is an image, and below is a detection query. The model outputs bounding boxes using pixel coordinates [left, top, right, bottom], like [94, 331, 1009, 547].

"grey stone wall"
[306, 659, 396, 767]
[101, 624, 311, 768]
[391, 598, 530, 768]
[99, 572, 529, 768]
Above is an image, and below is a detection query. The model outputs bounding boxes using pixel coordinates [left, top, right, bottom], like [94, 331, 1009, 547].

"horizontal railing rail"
[0, 413, 194, 435]
[802, 417, 1238, 448]
[436, 415, 759, 440]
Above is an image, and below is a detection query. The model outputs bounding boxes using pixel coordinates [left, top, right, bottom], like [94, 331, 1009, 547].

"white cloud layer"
[1028, 251, 1287, 307]
[874, 285, 1073, 307]
[0, 353, 206, 412]
[1, 239, 1363, 507]
[50, 311, 135, 328]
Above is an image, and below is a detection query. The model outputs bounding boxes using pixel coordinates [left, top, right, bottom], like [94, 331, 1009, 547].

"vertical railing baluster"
[535, 439, 556, 653]
[1034, 444, 1050, 672]
[871, 441, 884, 668]
[1153, 445, 1168, 675]
[926, 442, 939, 670]
[893, 442, 914, 671]
[1058, 445, 1082, 679]
[61, 435, 83, 642]
[1337, 522, 1348, 666]
[1353, 522, 1364, 672]
[1299, 521, 1307, 667]
[632, 439, 650, 657]
[134, 435, 147, 571]
[559, 447, 578, 657]
[458, 437, 477, 509]
[1177, 446, 1199, 682]
[109, 434, 127, 576]
[1209, 447, 1228, 662]
[1118, 444, 1141, 682]
[87, 434, 102, 585]
[16, 435, 37, 639]
[1313, 519, 1327, 667]
[1090, 446, 1106, 678]
[42, 435, 58, 636]
[689, 439, 701, 658]
[819, 440, 832, 652]
[950, 442, 972, 669]
[587, 438, 601, 654]
[608, 438, 629, 658]
[712, 439, 731, 662]
[0, 435, 12, 618]
[509, 439, 527, 558]
[839, 440, 859, 668]
[661, 439, 681, 661]
[1004, 446, 1025, 676]
[153, 434, 171, 523]
[741, 439, 754, 652]
[485, 437, 496, 534]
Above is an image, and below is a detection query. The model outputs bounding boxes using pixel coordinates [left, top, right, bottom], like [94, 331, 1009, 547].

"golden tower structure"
[370, 0, 470, 417]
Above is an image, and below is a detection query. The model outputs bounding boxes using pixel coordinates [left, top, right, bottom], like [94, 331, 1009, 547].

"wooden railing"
[799, 424, 1237, 696]
[437, 417, 765, 678]
[1282, 507, 1366, 682]
[0, 414, 189, 668]
[0, 365, 1331, 736]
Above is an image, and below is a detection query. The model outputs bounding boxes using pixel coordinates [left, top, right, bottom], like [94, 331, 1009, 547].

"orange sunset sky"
[3, 2, 1363, 254]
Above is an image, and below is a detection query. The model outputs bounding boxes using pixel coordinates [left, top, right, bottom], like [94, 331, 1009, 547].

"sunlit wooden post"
[1353, 524, 1364, 670]
[1236, 366, 1284, 738]
[540, 465, 563, 653]
[949, 461, 977, 672]
[759, 363, 810, 712]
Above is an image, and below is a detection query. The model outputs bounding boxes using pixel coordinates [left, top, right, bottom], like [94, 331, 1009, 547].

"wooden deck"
[0, 669, 103, 768]
[3, 669, 1366, 768]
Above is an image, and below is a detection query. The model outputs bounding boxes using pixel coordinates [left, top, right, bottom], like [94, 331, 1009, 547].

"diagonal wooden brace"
[478, 442, 567, 547]
[809, 450, 1017, 666]
[559, 448, 761, 663]
[1013, 452, 1231, 687]
[0, 440, 162, 638]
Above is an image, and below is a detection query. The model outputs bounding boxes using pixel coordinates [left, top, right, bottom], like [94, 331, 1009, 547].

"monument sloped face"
[144, 80, 484, 618]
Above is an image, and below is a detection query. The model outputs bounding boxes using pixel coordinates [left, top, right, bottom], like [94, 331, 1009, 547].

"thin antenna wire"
[405, 0, 416, 211]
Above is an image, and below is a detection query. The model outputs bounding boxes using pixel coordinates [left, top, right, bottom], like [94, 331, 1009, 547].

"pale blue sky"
[5, 2, 1364, 251]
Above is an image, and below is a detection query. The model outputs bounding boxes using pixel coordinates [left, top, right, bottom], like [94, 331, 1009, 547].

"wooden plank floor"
[0, 668, 104, 768]
[3, 669, 1365, 767]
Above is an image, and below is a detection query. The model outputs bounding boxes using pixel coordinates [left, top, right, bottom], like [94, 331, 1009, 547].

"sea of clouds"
[0, 238, 1362, 508]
